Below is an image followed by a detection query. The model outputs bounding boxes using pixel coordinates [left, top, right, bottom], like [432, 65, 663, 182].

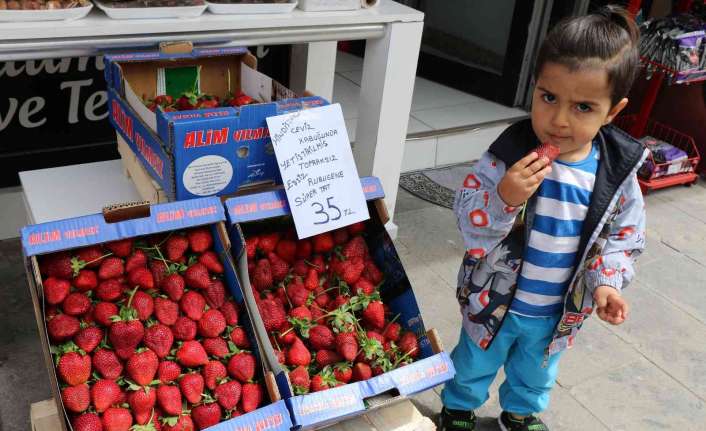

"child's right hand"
[497, 152, 552, 207]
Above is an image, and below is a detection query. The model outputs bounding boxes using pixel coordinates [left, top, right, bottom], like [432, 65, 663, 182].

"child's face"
[530, 62, 627, 159]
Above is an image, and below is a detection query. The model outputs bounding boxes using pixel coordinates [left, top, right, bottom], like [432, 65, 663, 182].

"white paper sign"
[266, 103, 370, 239]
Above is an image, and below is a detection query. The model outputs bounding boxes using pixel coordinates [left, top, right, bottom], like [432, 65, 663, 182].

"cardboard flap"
[102, 201, 151, 223]
[21, 197, 224, 257]
[159, 41, 194, 55]
[225, 176, 384, 224]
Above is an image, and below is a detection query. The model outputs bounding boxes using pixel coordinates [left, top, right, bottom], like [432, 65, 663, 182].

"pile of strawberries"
[40, 228, 265, 431]
[145, 91, 255, 113]
[245, 221, 420, 395]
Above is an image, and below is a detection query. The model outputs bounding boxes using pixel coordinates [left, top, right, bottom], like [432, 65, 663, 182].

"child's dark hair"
[534, 5, 640, 106]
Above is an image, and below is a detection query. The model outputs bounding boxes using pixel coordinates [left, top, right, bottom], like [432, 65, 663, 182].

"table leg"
[354, 21, 424, 238]
[289, 41, 337, 102]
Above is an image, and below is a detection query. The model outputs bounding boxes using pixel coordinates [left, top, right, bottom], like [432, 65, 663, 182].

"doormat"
[399, 162, 475, 209]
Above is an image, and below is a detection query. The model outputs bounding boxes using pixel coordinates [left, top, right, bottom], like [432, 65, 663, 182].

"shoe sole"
[498, 416, 510, 431]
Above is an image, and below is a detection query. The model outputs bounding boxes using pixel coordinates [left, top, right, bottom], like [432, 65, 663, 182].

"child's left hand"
[593, 286, 629, 325]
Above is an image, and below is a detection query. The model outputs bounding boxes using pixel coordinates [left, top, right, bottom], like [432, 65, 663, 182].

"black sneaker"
[438, 407, 477, 431]
[498, 411, 549, 431]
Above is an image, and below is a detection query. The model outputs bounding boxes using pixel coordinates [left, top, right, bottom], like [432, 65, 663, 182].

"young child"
[439, 6, 647, 431]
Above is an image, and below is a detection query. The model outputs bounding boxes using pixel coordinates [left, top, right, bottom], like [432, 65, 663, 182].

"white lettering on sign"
[266, 103, 369, 239]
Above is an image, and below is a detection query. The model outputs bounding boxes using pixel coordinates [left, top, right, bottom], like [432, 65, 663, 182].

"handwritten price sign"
[266, 103, 369, 239]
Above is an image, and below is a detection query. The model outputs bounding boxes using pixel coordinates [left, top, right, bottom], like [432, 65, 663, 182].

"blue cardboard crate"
[21, 197, 293, 431]
[105, 46, 328, 201]
[224, 177, 456, 430]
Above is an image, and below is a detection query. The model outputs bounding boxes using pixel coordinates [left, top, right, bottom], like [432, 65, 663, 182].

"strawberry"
[74, 326, 103, 353]
[367, 330, 385, 346]
[227, 352, 255, 383]
[309, 325, 335, 351]
[204, 280, 226, 309]
[383, 322, 401, 342]
[312, 233, 334, 254]
[179, 372, 205, 404]
[99, 257, 124, 280]
[354, 278, 375, 296]
[172, 316, 197, 341]
[203, 360, 228, 390]
[311, 304, 328, 324]
[215, 380, 242, 410]
[361, 260, 383, 285]
[45, 305, 60, 320]
[199, 250, 224, 274]
[287, 278, 311, 308]
[287, 338, 311, 367]
[176, 340, 208, 367]
[158, 360, 181, 384]
[160, 274, 185, 302]
[277, 323, 296, 345]
[339, 256, 365, 285]
[198, 309, 226, 338]
[62, 383, 90, 413]
[157, 384, 182, 416]
[106, 239, 133, 257]
[144, 323, 174, 358]
[184, 263, 210, 290]
[335, 332, 358, 362]
[187, 228, 213, 253]
[292, 259, 309, 277]
[93, 349, 123, 380]
[125, 250, 148, 273]
[313, 285, 331, 309]
[48, 314, 80, 341]
[62, 292, 91, 316]
[332, 228, 349, 246]
[398, 332, 420, 359]
[229, 327, 250, 349]
[132, 290, 154, 321]
[128, 387, 157, 425]
[310, 371, 338, 392]
[76, 246, 106, 269]
[251, 259, 273, 291]
[150, 260, 169, 288]
[334, 363, 352, 383]
[257, 232, 280, 254]
[91, 378, 121, 412]
[41, 252, 73, 279]
[102, 407, 132, 431]
[334, 294, 350, 309]
[246, 235, 259, 259]
[128, 267, 154, 290]
[241, 383, 263, 413]
[304, 269, 319, 291]
[310, 254, 326, 273]
[73, 270, 98, 292]
[162, 414, 194, 431]
[127, 349, 159, 386]
[58, 351, 91, 385]
[154, 298, 179, 326]
[275, 349, 286, 364]
[347, 221, 366, 236]
[203, 337, 229, 358]
[109, 316, 144, 361]
[72, 413, 102, 431]
[275, 239, 297, 264]
[191, 402, 221, 430]
[268, 252, 290, 282]
[295, 240, 312, 260]
[220, 300, 239, 326]
[93, 304, 118, 329]
[165, 235, 189, 261]
[352, 362, 372, 382]
[289, 366, 310, 394]
[316, 349, 343, 367]
[180, 290, 206, 321]
[533, 142, 561, 163]
[43, 277, 70, 305]
[362, 300, 385, 330]
[177, 93, 197, 111]
[289, 305, 313, 321]
[96, 279, 124, 303]
[259, 298, 286, 332]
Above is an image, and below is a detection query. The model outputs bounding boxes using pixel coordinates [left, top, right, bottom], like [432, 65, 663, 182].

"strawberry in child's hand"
[215, 380, 242, 410]
[241, 383, 263, 413]
[91, 378, 122, 413]
[227, 352, 255, 383]
[532, 142, 561, 163]
[62, 383, 90, 413]
[184, 263, 211, 290]
[157, 384, 182, 416]
[44, 277, 70, 305]
[179, 372, 205, 404]
[192, 402, 222, 430]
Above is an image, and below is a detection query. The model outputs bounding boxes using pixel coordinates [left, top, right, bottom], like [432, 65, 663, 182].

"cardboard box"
[224, 177, 456, 430]
[105, 45, 328, 201]
[31, 399, 62, 431]
[21, 197, 293, 431]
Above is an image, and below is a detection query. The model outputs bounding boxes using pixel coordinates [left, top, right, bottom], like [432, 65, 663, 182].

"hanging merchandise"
[639, 14, 706, 84]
